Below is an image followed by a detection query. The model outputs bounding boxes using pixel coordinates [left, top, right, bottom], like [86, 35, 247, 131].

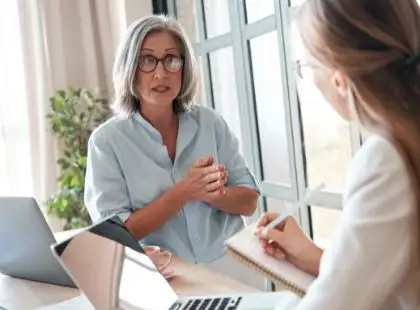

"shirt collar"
[132, 111, 162, 141]
[132, 110, 198, 152]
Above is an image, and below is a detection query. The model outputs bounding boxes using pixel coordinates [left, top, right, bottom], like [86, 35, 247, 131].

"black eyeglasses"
[138, 54, 184, 73]
[296, 59, 306, 79]
[295, 59, 322, 79]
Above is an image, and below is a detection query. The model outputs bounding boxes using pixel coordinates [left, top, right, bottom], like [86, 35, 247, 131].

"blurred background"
[0, 0, 366, 262]
[0, 0, 358, 247]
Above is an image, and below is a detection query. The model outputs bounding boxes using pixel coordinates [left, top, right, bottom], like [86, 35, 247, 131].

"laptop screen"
[52, 216, 178, 310]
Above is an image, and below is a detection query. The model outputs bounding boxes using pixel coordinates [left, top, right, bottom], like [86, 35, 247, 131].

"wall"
[123, 0, 154, 26]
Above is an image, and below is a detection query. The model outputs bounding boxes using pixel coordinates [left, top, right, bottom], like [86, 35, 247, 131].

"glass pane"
[203, 0, 230, 38]
[209, 47, 243, 153]
[292, 23, 352, 192]
[265, 198, 296, 216]
[311, 206, 342, 248]
[250, 31, 291, 185]
[245, 0, 275, 23]
[196, 56, 208, 107]
[175, 0, 200, 44]
[290, 0, 306, 7]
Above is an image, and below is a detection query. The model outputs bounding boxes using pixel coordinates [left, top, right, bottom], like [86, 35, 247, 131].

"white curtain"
[0, 0, 138, 229]
[0, 1, 32, 197]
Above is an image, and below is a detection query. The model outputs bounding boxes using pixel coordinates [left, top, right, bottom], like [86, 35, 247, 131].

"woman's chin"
[151, 93, 176, 103]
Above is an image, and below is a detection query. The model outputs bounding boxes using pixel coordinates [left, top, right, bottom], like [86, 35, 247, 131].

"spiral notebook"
[225, 224, 316, 297]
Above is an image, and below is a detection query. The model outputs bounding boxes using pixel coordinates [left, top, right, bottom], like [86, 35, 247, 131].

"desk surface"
[0, 256, 258, 309]
[1, 227, 258, 310]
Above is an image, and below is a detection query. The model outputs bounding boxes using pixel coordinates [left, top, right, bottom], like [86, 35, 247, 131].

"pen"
[266, 214, 287, 229]
[264, 182, 326, 241]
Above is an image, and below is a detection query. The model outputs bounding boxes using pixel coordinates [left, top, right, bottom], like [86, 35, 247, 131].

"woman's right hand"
[255, 212, 323, 276]
[174, 156, 228, 202]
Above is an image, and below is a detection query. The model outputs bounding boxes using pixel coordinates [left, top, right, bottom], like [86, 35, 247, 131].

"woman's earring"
[331, 71, 348, 98]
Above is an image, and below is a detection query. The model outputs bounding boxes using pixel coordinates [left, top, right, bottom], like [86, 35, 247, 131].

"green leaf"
[73, 88, 82, 98]
[57, 90, 66, 99]
[44, 87, 110, 229]
[77, 156, 87, 168]
[83, 89, 94, 101]
[57, 158, 70, 169]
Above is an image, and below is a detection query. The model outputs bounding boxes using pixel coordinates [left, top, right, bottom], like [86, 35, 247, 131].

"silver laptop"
[0, 197, 76, 288]
[51, 215, 284, 310]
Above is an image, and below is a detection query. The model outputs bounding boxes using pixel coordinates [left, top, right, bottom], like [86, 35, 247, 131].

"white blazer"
[275, 135, 420, 309]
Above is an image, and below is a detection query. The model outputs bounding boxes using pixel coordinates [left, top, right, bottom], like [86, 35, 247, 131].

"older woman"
[84, 15, 259, 266]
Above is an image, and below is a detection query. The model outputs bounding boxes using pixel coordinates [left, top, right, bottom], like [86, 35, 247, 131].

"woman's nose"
[153, 61, 168, 79]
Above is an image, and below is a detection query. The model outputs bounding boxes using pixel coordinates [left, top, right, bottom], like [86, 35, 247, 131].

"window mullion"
[277, 0, 312, 236]
[228, 0, 263, 199]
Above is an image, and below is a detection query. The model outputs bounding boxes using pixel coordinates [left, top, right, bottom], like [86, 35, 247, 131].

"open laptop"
[50, 215, 285, 310]
[0, 197, 76, 288]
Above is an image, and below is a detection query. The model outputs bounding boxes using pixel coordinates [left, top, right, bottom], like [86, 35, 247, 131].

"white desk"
[0, 274, 78, 309]
[0, 232, 258, 309]
[0, 256, 258, 309]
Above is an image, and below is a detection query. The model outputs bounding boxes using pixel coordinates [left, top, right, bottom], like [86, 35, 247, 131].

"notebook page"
[225, 224, 316, 292]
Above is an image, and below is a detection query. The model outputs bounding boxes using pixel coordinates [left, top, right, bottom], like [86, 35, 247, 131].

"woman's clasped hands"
[175, 156, 228, 203]
[255, 212, 324, 277]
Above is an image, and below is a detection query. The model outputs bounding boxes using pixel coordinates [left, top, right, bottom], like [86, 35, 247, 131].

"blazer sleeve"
[84, 132, 133, 224]
[273, 136, 417, 309]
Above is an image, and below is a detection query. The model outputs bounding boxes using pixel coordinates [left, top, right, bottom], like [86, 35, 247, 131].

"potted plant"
[45, 88, 111, 230]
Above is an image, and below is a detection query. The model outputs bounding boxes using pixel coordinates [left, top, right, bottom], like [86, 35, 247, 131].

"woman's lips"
[152, 86, 170, 93]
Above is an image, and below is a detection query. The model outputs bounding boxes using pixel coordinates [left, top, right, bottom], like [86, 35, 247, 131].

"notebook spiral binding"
[226, 247, 306, 297]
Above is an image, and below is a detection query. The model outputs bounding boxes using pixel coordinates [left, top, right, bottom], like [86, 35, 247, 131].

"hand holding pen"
[254, 183, 326, 276]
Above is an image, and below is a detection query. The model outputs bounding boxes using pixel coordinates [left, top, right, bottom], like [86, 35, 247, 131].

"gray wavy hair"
[112, 15, 198, 115]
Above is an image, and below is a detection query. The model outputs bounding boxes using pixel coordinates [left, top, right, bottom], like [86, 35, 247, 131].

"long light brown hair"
[298, 0, 420, 263]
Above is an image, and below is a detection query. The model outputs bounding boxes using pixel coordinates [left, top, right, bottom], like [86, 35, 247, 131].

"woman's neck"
[139, 104, 177, 134]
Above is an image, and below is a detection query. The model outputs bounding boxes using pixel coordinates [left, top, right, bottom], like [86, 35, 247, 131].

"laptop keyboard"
[170, 297, 242, 310]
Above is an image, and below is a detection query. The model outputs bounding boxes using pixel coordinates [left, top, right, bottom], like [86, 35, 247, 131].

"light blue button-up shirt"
[84, 105, 260, 263]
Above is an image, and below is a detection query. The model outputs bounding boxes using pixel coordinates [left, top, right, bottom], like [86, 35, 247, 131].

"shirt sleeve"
[273, 136, 417, 309]
[84, 132, 133, 224]
[214, 113, 260, 193]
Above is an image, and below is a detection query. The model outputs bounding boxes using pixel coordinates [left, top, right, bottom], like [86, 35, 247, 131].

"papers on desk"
[36, 294, 94, 310]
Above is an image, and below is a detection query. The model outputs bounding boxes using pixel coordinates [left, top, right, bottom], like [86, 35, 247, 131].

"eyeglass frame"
[295, 59, 322, 79]
[137, 54, 184, 73]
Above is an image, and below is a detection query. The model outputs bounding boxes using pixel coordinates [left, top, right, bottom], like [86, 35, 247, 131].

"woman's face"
[136, 31, 183, 109]
[303, 53, 353, 121]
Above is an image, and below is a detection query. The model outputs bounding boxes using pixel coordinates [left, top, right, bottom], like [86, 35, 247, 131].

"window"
[244, 0, 275, 23]
[202, 0, 230, 38]
[0, 1, 32, 197]
[249, 31, 291, 185]
[209, 48, 243, 150]
[311, 207, 342, 248]
[265, 198, 300, 220]
[172, 0, 362, 245]
[290, 0, 306, 7]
